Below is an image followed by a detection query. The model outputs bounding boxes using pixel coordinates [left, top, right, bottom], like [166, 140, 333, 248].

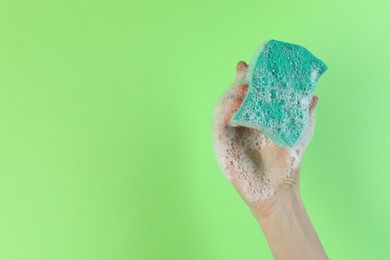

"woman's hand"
[212, 61, 319, 216]
[212, 61, 327, 259]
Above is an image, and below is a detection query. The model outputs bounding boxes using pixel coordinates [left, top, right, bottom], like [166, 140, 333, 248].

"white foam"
[212, 72, 316, 203]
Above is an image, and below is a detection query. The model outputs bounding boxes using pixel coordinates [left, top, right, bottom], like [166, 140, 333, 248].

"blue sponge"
[231, 40, 328, 147]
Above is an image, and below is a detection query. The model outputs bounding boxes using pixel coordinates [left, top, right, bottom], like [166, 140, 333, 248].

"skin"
[213, 61, 328, 260]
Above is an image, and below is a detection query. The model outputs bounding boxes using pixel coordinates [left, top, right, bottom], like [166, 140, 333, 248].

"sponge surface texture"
[232, 39, 328, 147]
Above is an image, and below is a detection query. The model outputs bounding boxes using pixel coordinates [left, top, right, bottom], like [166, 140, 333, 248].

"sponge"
[231, 39, 328, 147]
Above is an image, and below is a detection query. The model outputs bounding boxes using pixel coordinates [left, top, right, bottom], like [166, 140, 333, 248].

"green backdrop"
[1, 0, 389, 259]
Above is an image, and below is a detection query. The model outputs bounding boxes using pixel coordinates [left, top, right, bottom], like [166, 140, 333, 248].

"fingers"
[212, 60, 250, 149]
[223, 97, 243, 123]
[223, 84, 248, 123]
[236, 61, 248, 79]
[213, 82, 249, 181]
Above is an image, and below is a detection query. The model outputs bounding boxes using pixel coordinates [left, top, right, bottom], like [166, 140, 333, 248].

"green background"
[0, 0, 389, 259]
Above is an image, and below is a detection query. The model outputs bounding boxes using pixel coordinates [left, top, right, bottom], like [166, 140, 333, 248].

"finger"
[217, 84, 247, 124]
[236, 61, 248, 78]
[213, 83, 244, 130]
[212, 81, 247, 151]
[238, 84, 248, 97]
[223, 97, 243, 123]
[299, 96, 318, 149]
[309, 96, 319, 114]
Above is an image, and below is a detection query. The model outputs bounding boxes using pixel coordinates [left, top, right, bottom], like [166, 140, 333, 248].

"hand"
[212, 61, 327, 259]
[212, 61, 319, 216]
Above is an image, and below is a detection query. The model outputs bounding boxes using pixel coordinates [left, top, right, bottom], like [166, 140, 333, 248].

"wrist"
[249, 185, 328, 260]
[249, 184, 302, 222]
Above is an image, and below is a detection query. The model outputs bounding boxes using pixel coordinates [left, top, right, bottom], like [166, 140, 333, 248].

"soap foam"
[212, 57, 317, 202]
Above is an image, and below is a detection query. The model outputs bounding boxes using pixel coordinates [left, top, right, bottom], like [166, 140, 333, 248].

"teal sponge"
[232, 40, 328, 147]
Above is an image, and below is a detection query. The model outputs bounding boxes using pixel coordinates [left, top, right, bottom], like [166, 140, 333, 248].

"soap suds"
[213, 79, 315, 202]
[212, 40, 323, 202]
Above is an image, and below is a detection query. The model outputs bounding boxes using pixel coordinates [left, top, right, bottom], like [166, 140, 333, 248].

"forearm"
[251, 187, 328, 260]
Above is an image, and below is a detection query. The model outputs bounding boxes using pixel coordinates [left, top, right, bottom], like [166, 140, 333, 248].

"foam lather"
[231, 39, 328, 147]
